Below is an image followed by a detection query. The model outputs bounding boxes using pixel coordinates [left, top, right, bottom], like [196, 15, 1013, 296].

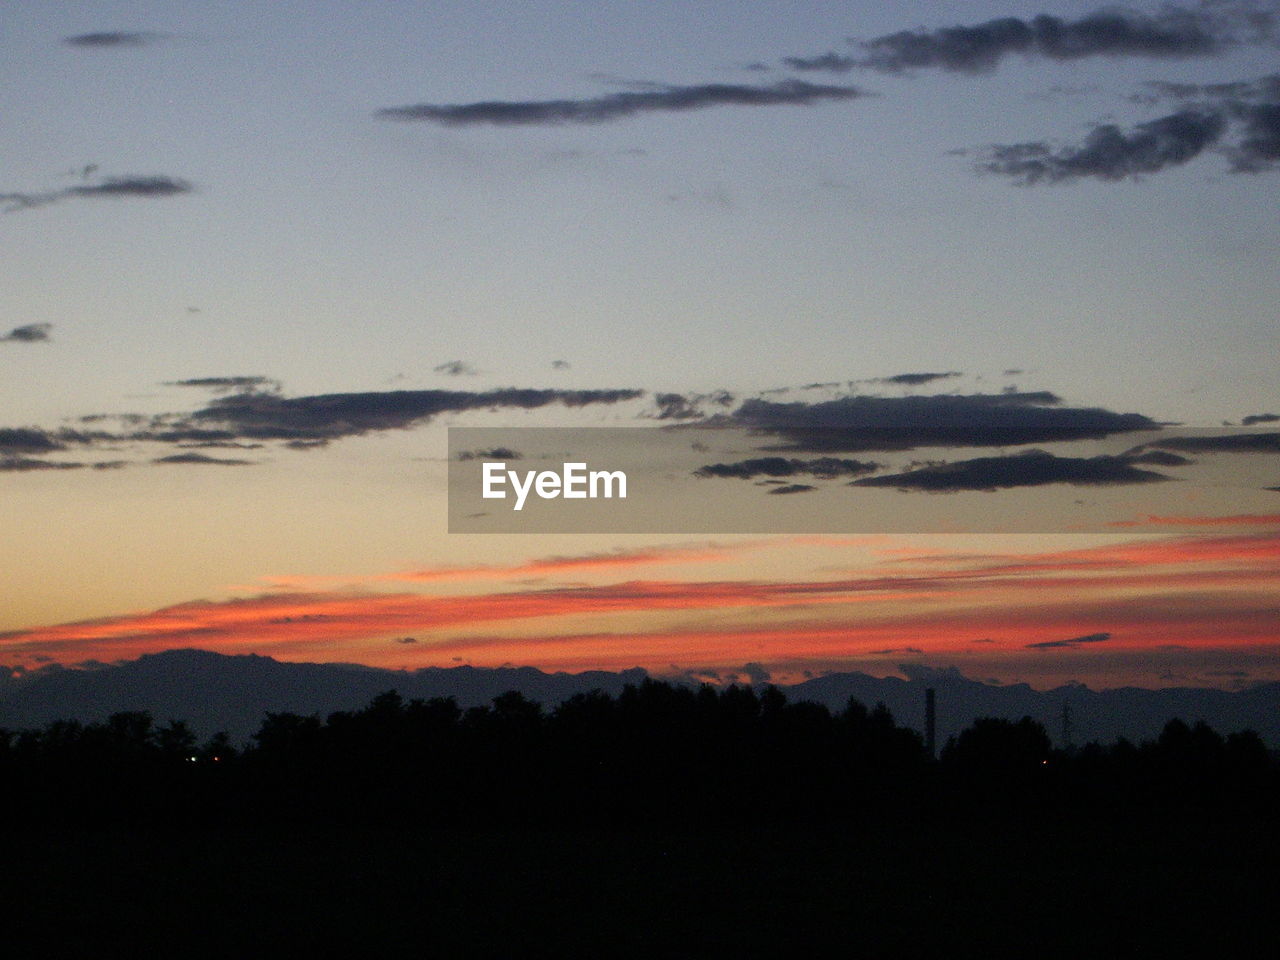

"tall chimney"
[925, 687, 936, 760]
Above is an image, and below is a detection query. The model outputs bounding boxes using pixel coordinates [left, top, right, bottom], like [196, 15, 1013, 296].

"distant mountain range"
[3, 649, 1278, 748]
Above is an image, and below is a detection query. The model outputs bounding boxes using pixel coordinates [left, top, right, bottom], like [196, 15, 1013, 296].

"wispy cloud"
[2, 174, 194, 213]
[695, 456, 879, 481]
[58, 386, 646, 454]
[1027, 631, 1112, 650]
[4, 532, 1276, 672]
[152, 453, 256, 467]
[456, 447, 522, 462]
[782, 52, 861, 74]
[1107, 513, 1280, 528]
[63, 32, 169, 48]
[0, 458, 84, 473]
[383, 541, 770, 583]
[434, 360, 479, 377]
[873, 371, 962, 387]
[1145, 432, 1280, 452]
[1134, 72, 1280, 106]
[376, 79, 865, 127]
[166, 376, 280, 394]
[168, 386, 645, 444]
[0, 457, 125, 473]
[791, 2, 1272, 77]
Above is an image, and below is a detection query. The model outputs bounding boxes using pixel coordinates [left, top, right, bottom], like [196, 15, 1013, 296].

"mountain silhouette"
[2, 649, 1276, 746]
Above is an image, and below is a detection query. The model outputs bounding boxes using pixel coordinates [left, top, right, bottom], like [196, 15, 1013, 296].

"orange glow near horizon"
[3, 531, 1278, 690]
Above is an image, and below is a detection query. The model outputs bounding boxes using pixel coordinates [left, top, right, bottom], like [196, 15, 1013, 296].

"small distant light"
[187, 756, 198, 762]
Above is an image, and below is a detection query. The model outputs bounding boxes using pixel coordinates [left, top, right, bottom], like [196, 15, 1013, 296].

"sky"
[2, 0, 1278, 691]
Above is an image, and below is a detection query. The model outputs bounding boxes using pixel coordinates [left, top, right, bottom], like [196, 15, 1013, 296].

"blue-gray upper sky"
[3, 0, 1277, 426]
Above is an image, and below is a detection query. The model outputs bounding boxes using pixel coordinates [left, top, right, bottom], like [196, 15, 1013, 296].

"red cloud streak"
[3, 533, 1277, 680]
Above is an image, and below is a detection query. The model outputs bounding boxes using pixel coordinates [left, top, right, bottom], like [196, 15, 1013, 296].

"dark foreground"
[7, 810, 1277, 958]
[4, 682, 1277, 956]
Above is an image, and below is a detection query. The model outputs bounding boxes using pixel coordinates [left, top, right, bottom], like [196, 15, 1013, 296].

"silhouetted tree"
[942, 716, 1050, 774]
[155, 719, 198, 759]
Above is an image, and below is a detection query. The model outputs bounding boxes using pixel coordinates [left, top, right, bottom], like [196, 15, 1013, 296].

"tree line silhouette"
[1, 679, 1273, 827]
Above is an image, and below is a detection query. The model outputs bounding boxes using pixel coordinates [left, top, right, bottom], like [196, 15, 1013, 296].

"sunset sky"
[3, 1, 1278, 690]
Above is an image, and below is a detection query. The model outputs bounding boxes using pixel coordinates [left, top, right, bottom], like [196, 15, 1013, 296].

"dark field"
[8, 810, 1276, 957]
[5, 684, 1277, 957]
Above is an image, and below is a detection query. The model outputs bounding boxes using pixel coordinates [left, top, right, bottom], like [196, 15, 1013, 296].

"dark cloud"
[695, 456, 879, 480]
[551, 360, 571, 370]
[1242, 413, 1280, 425]
[875, 371, 962, 386]
[434, 360, 478, 377]
[167, 376, 280, 394]
[1, 324, 52, 343]
[1145, 432, 1280, 452]
[845, 5, 1250, 76]
[654, 393, 702, 421]
[167, 387, 645, 443]
[63, 32, 167, 48]
[2, 175, 193, 213]
[393, 637, 419, 645]
[0, 451, 122, 472]
[1227, 100, 1280, 171]
[67, 176, 192, 198]
[375, 79, 865, 127]
[722, 391, 1157, 451]
[981, 109, 1228, 183]
[851, 450, 1170, 492]
[652, 391, 734, 421]
[0, 458, 83, 473]
[0, 428, 66, 454]
[152, 453, 256, 466]
[767, 484, 817, 495]
[984, 65, 1280, 184]
[1027, 631, 1112, 650]
[742, 662, 771, 684]
[457, 447, 523, 461]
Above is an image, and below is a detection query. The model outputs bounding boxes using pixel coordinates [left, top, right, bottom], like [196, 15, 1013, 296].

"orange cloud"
[1106, 514, 1280, 528]
[387, 540, 771, 582]
[252, 540, 779, 591]
[3, 532, 1276, 684]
